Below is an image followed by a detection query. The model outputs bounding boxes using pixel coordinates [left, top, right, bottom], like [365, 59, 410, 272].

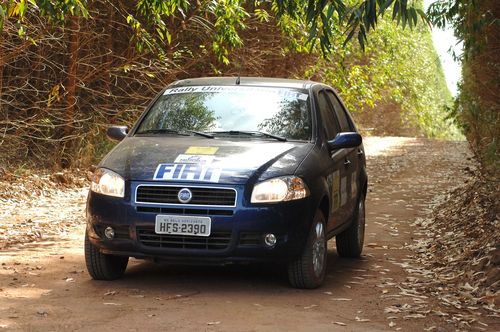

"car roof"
[169, 77, 318, 90]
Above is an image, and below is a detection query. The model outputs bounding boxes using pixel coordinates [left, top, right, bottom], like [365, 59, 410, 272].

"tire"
[336, 193, 366, 257]
[85, 231, 128, 280]
[288, 210, 327, 289]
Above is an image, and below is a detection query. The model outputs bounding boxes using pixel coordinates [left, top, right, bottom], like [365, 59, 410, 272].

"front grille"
[136, 186, 236, 206]
[136, 206, 234, 216]
[137, 227, 231, 250]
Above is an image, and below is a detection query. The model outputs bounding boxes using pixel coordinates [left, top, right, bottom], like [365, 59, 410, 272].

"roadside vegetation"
[0, 0, 460, 170]
[428, 0, 499, 178]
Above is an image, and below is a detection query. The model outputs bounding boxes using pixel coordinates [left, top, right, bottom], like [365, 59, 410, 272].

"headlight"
[251, 176, 309, 203]
[90, 168, 125, 198]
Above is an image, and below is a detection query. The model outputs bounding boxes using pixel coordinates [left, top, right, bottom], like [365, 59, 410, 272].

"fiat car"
[85, 77, 367, 288]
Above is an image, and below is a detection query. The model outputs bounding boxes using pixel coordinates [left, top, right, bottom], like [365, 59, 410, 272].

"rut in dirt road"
[1, 137, 484, 332]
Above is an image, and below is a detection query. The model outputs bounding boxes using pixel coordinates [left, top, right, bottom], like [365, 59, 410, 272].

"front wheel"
[336, 193, 366, 257]
[287, 210, 327, 289]
[85, 231, 128, 280]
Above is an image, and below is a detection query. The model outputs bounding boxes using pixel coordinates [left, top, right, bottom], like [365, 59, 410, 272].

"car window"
[136, 86, 312, 141]
[325, 90, 352, 132]
[317, 91, 340, 140]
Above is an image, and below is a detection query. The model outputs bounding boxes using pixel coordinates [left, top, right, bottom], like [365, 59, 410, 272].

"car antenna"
[235, 75, 240, 85]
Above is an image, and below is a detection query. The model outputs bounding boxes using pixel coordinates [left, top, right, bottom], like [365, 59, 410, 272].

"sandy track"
[0, 137, 482, 331]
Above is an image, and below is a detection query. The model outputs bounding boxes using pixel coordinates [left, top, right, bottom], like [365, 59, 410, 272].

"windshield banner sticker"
[174, 154, 215, 164]
[163, 86, 308, 101]
[154, 164, 222, 182]
[185, 146, 218, 155]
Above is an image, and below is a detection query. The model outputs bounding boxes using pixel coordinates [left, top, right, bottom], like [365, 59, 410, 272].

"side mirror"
[327, 132, 362, 151]
[107, 126, 128, 141]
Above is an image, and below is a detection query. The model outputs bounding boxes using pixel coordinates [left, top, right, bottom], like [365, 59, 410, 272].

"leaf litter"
[366, 142, 498, 330]
[399, 170, 499, 329]
[0, 170, 88, 249]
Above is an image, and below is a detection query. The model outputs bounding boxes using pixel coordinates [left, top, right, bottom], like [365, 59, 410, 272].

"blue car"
[85, 77, 367, 289]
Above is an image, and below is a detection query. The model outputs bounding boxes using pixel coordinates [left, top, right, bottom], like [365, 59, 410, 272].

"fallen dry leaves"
[0, 170, 88, 249]
[401, 172, 499, 329]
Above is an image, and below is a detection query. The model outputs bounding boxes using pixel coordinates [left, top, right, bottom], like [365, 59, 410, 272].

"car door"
[325, 90, 359, 218]
[316, 90, 350, 233]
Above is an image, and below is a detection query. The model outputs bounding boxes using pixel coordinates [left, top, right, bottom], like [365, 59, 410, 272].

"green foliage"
[125, 0, 249, 63]
[126, 0, 189, 54]
[303, 6, 460, 139]
[1, 1, 430, 57]
[427, 0, 499, 176]
[273, 0, 429, 52]
[0, 0, 88, 35]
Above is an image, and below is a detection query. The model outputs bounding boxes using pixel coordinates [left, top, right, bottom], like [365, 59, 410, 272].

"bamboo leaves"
[1, 0, 429, 60]
[209, 0, 248, 64]
[0, 0, 89, 37]
[275, 0, 427, 53]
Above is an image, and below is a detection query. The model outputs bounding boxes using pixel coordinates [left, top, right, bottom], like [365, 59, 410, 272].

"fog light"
[264, 233, 277, 247]
[104, 227, 115, 239]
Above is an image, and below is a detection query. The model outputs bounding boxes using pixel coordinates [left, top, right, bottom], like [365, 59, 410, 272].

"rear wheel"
[85, 231, 128, 280]
[336, 193, 366, 257]
[288, 210, 327, 289]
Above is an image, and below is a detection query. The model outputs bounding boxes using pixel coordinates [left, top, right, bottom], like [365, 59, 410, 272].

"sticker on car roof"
[185, 146, 218, 155]
[174, 154, 214, 164]
[154, 164, 221, 182]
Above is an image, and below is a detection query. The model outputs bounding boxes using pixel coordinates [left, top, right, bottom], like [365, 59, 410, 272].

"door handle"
[344, 159, 351, 166]
[357, 149, 364, 156]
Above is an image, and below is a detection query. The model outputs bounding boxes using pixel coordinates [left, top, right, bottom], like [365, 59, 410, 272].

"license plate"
[155, 215, 211, 237]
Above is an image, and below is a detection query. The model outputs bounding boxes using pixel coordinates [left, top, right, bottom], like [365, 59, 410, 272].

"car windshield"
[135, 85, 312, 141]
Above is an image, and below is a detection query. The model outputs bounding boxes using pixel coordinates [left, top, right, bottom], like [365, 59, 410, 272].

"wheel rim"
[357, 199, 366, 248]
[312, 221, 326, 277]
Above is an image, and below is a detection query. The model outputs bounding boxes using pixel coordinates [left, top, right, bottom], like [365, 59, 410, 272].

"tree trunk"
[105, 3, 115, 122]
[62, 15, 80, 168]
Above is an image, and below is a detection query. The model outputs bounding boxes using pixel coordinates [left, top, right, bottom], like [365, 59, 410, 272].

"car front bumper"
[86, 184, 315, 264]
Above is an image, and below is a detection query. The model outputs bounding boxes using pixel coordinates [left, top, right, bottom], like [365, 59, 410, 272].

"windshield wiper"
[210, 130, 287, 142]
[135, 128, 186, 135]
[254, 131, 287, 142]
[135, 129, 213, 138]
[188, 130, 214, 139]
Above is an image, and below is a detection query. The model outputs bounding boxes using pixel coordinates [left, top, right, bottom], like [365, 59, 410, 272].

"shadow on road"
[86, 249, 370, 293]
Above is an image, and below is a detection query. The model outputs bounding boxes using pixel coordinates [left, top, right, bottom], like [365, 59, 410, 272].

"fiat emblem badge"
[177, 188, 193, 204]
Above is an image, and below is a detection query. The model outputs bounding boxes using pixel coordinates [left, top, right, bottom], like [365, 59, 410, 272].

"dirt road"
[0, 137, 482, 331]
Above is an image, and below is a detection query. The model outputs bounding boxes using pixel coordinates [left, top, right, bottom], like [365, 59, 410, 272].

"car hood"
[100, 136, 313, 184]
